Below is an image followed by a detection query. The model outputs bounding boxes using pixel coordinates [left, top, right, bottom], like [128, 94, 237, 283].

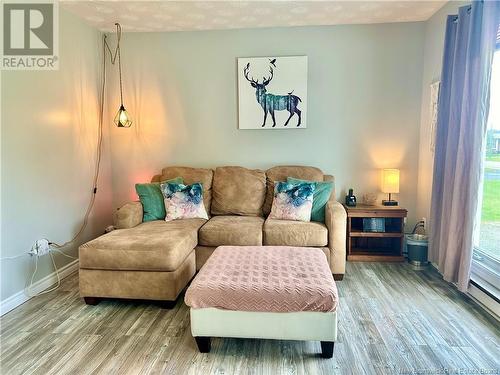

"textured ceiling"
[61, 1, 447, 33]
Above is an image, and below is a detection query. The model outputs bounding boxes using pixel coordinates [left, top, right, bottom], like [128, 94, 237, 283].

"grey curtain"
[430, 1, 500, 292]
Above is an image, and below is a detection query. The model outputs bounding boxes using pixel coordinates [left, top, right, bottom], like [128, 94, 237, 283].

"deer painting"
[244, 62, 302, 127]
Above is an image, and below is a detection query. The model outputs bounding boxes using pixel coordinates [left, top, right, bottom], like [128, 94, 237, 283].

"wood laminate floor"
[1, 262, 499, 375]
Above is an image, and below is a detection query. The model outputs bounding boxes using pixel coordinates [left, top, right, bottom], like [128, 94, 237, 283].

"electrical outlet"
[422, 217, 427, 230]
[30, 239, 51, 256]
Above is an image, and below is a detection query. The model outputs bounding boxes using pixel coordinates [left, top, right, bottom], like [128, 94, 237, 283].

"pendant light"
[105, 23, 132, 128]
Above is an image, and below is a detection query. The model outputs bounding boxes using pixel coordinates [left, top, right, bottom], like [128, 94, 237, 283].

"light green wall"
[0, 9, 113, 303]
[108, 22, 426, 224]
[1, 14, 431, 306]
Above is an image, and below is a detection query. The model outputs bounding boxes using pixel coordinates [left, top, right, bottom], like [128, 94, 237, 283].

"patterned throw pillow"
[160, 182, 209, 221]
[269, 181, 315, 222]
[135, 177, 183, 222]
[287, 177, 334, 223]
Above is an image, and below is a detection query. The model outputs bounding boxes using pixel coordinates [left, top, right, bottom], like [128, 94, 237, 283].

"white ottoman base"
[190, 307, 337, 358]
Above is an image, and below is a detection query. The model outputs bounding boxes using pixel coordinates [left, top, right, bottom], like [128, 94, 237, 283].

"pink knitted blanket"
[185, 246, 338, 313]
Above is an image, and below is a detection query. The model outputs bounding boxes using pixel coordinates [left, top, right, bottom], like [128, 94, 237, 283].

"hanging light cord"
[48, 28, 112, 251]
[46, 23, 122, 251]
[104, 23, 124, 105]
[22, 25, 123, 296]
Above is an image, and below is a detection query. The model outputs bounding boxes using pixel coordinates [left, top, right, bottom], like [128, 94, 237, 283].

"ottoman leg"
[84, 297, 100, 306]
[320, 341, 334, 358]
[195, 337, 211, 353]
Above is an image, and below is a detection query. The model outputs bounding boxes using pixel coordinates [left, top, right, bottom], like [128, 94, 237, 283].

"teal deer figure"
[244, 63, 302, 127]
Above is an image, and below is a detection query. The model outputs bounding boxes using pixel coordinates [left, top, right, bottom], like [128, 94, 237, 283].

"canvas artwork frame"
[429, 80, 440, 153]
[238, 56, 308, 130]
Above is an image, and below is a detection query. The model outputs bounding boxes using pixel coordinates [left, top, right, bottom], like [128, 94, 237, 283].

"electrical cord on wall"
[1, 254, 28, 260]
[24, 30, 113, 297]
[26, 253, 61, 297]
[3, 25, 124, 298]
[47, 27, 115, 251]
[26, 27, 126, 296]
[1, 28, 122, 298]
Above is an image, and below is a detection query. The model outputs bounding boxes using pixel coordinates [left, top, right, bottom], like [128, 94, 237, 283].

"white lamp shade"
[381, 169, 400, 193]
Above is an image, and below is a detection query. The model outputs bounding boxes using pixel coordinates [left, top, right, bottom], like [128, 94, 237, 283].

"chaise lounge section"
[79, 218, 206, 304]
[79, 165, 347, 305]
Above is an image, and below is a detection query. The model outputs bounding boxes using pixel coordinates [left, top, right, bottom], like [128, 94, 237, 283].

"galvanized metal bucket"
[406, 234, 429, 266]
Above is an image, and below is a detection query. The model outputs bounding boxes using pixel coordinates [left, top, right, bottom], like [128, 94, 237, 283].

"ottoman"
[185, 245, 338, 358]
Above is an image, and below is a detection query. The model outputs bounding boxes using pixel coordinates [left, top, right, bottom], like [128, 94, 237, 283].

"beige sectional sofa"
[79, 165, 347, 305]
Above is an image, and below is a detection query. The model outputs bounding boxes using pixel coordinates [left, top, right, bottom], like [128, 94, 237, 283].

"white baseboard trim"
[468, 284, 500, 321]
[429, 261, 499, 321]
[0, 259, 79, 316]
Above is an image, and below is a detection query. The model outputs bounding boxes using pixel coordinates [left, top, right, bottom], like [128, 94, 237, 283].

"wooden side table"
[343, 204, 407, 262]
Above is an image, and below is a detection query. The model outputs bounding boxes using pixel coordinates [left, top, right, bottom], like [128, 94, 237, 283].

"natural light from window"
[472, 49, 500, 299]
[478, 50, 500, 261]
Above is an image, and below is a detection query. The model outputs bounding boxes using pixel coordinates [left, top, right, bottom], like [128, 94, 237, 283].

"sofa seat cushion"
[263, 218, 328, 247]
[79, 219, 206, 272]
[199, 215, 264, 246]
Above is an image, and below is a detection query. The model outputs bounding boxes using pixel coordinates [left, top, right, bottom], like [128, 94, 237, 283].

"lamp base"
[382, 200, 398, 206]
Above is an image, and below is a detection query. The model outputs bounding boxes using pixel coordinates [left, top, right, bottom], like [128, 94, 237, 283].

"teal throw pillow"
[135, 177, 183, 222]
[287, 177, 334, 223]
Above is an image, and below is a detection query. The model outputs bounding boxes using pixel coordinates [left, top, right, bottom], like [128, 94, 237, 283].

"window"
[472, 48, 500, 301]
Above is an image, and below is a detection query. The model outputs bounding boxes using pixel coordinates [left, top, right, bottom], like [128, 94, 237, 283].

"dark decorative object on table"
[363, 218, 386, 232]
[345, 188, 357, 207]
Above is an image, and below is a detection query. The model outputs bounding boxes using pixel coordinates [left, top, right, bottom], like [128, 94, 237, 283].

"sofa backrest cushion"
[211, 166, 266, 216]
[152, 167, 214, 214]
[263, 166, 324, 216]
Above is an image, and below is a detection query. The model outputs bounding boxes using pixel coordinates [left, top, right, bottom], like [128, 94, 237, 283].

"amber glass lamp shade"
[114, 105, 132, 128]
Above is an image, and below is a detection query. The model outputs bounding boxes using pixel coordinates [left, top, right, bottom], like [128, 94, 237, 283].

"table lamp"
[381, 169, 399, 206]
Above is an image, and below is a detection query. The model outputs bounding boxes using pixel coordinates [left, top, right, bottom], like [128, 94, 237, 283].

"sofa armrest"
[325, 201, 347, 278]
[113, 202, 143, 229]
